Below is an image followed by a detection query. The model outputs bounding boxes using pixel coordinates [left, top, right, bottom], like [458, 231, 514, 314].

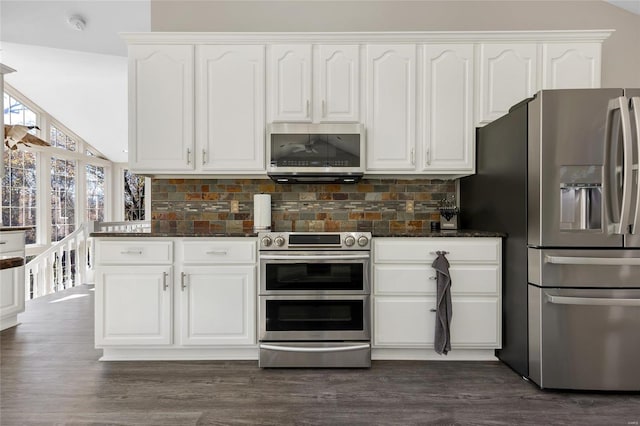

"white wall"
[150, 0, 640, 87]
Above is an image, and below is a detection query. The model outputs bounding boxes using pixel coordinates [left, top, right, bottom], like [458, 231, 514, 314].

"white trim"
[99, 346, 259, 361]
[121, 30, 615, 44]
[372, 348, 498, 361]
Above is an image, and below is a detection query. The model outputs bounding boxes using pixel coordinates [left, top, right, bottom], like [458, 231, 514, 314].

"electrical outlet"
[406, 200, 414, 213]
[230, 200, 240, 213]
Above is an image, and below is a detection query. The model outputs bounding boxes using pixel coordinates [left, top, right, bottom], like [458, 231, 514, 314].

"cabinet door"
[0, 266, 25, 320]
[366, 45, 416, 171]
[478, 43, 537, 124]
[450, 298, 500, 348]
[270, 45, 312, 122]
[374, 296, 435, 346]
[128, 45, 195, 172]
[542, 43, 601, 89]
[179, 266, 255, 345]
[316, 45, 360, 122]
[197, 45, 265, 172]
[422, 44, 474, 172]
[95, 266, 172, 346]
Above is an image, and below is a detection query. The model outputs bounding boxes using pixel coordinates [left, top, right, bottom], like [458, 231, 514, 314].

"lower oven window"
[266, 300, 364, 331]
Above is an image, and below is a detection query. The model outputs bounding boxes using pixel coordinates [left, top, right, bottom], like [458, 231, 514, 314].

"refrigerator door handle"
[603, 97, 633, 235]
[546, 294, 640, 307]
[631, 97, 640, 234]
[545, 254, 640, 266]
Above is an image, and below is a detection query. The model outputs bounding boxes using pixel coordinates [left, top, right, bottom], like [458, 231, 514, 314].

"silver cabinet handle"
[545, 255, 640, 266]
[322, 99, 326, 117]
[186, 147, 192, 165]
[410, 148, 415, 165]
[603, 97, 633, 234]
[206, 250, 228, 255]
[429, 276, 437, 280]
[181, 272, 187, 291]
[260, 344, 370, 353]
[260, 254, 370, 260]
[162, 272, 169, 291]
[0, 241, 7, 245]
[430, 308, 437, 312]
[120, 250, 142, 255]
[546, 294, 640, 307]
[426, 147, 431, 166]
[306, 99, 310, 118]
[631, 97, 640, 234]
[202, 149, 207, 165]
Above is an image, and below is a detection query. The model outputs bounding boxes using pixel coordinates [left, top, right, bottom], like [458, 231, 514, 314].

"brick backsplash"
[151, 178, 456, 234]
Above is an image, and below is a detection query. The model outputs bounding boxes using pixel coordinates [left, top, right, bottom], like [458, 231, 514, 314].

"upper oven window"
[264, 262, 365, 292]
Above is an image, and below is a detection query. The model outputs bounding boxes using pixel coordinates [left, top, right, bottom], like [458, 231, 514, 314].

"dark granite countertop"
[0, 227, 34, 232]
[90, 230, 503, 238]
[373, 229, 505, 238]
[0, 256, 24, 270]
[89, 232, 258, 238]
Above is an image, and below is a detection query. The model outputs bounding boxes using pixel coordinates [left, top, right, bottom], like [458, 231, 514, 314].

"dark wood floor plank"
[1, 285, 639, 426]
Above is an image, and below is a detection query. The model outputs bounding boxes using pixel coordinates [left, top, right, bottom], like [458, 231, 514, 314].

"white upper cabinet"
[366, 44, 417, 171]
[478, 43, 537, 124]
[197, 45, 265, 172]
[316, 45, 360, 122]
[542, 43, 601, 89]
[270, 45, 313, 122]
[128, 45, 195, 172]
[422, 44, 474, 172]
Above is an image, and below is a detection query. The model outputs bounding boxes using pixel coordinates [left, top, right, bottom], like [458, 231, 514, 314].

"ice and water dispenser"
[559, 166, 602, 231]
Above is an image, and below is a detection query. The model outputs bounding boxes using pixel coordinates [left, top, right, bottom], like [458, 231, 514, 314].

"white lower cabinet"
[95, 266, 173, 346]
[93, 238, 258, 360]
[0, 230, 26, 331]
[179, 266, 256, 345]
[372, 237, 502, 360]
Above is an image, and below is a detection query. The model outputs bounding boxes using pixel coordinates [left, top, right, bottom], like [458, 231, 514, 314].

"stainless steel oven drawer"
[259, 341, 371, 368]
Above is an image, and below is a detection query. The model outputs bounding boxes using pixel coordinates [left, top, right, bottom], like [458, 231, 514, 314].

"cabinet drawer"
[374, 238, 500, 263]
[375, 265, 499, 295]
[373, 296, 500, 348]
[0, 232, 25, 254]
[181, 240, 256, 264]
[95, 240, 173, 264]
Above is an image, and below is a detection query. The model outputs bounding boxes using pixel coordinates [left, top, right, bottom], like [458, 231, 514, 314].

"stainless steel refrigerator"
[460, 88, 640, 391]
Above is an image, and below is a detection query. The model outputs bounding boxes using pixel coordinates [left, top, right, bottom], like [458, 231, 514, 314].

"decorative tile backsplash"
[151, 178, 456, 234]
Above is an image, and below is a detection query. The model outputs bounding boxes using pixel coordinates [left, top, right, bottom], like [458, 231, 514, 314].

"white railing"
[25, 224, 90, 300]
[24, 220, 151, 299]
[92, 220, 151, 233]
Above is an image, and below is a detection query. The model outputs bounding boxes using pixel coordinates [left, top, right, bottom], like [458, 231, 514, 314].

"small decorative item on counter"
[438, 195, 459, 230]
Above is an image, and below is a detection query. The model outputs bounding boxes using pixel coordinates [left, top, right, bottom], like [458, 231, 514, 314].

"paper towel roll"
[253, 194, 271, 232]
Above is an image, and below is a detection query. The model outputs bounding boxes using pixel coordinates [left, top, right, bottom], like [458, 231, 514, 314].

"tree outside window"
[86, 164, 105, 221]
[124, 169, 145, 220]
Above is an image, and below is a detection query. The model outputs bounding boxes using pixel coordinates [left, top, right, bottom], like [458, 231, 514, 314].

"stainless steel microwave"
[266, 123, 365, 183]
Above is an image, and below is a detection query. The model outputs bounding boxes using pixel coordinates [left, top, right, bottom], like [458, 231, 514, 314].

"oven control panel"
[258, 232, 371, 250]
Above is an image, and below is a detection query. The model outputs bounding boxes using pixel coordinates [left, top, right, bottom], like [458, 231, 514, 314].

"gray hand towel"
[432, 252, 452, 355]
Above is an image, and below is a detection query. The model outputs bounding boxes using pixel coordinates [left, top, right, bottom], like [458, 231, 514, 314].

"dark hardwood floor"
[1, 285, 638, 425]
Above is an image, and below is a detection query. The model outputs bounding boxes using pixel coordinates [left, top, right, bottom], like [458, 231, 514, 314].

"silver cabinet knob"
[274, 236, 286, 247]
[357, 236, 369, 247]
[344, 236, 356, 247]
[261, 236, 272, 247]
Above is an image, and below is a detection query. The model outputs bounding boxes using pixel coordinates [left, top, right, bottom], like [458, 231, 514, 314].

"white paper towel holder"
[253, 193, 272, 232]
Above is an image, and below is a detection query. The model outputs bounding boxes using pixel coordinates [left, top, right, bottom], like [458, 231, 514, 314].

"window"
[2, 94, 38, 244]
[124, 170, 145, 220]
[86, 164, 105, 221]
[50, 157, 76, 241]
[50, 125, 76, 151]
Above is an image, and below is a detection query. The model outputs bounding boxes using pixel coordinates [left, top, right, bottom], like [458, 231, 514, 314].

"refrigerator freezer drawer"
[528, 286, 640, 391]
[528, 248, 640, 288]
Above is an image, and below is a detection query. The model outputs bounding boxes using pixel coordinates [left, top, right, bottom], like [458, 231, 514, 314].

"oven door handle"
[259, 343, 370, 353]
[259, 254, 370, 260]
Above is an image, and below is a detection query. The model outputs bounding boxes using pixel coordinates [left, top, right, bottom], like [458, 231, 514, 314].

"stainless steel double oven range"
[258, 232, 372, 368]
